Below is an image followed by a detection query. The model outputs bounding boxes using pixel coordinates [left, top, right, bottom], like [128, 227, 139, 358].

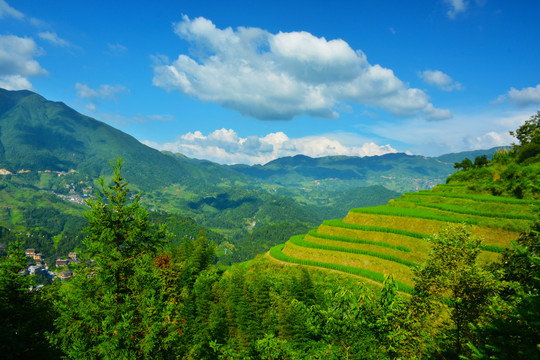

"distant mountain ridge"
[1, 89, 501, 192]
[228, 148, 503, 193]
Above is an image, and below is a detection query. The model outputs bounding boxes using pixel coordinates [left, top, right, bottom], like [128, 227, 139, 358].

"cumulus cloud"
[494, 84, 540, 107]
[38, 32, 71, 47]
[142, 128, 398, 165]
[419, 70, 462, 91]
[0, 0, 23, 19]
[0, 34, 47, 90]
[153, 15, 450, 121]
[75, 83, 128, 102]
[445, 0, 468, 19]
[463, 131, 514, 150]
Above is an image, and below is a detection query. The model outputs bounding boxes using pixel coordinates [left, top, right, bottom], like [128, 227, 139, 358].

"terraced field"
[269, 184, 539, 294]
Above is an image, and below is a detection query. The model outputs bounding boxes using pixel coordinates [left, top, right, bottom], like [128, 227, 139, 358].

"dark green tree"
[49, 159, 180, 359]
[473, 155, 490, 168]
[454, 158, 474, 171]
[464, 220, 540, 359]
[510, 111, 540, 146]
[510, 111, 540, 163]
[0, 240, 60, 359]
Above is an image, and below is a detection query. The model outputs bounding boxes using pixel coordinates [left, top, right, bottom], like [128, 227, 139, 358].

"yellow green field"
[269, 184, 539, 293]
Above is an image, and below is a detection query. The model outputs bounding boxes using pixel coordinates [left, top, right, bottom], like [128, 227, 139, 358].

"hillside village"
[19, 247, 79, 282]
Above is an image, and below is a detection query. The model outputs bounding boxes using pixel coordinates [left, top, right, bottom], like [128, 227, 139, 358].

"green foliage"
[226, 222, 311, 262]
[49, 159, 181, 359]
[0, 240, 60, 359]
[446, 113, 540, 199]
[464, 220, 540, 359]
[510, 111, 540, 147]
[454, 157, 474, 171]
[412, 224, 500, 357]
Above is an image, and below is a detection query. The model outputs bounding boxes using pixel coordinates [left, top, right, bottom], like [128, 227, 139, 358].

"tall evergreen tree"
[49, 159, 180, 359]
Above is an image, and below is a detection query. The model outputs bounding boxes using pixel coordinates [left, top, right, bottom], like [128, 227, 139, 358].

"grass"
[290, 234, 418, 267]
[269, 243, 414, 294]
[409, 189, 540, 205]
[342, 213, 518, 249]
[267, 175, 536, 291]
[350, 205, 475, 224]
[388, 200, 533, 232]
[323, 218, 426, 239]
[398, 193, 536, 216]
[308, 229, 411, 252]
[281, 241, 415, 286]
[394, 198, 536, 220]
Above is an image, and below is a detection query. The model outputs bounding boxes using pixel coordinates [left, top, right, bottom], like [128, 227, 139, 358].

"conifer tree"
[49, 159, 180, 359]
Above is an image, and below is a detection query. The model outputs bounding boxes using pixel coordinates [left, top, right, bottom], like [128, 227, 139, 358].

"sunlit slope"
[269, 183, 539, 293]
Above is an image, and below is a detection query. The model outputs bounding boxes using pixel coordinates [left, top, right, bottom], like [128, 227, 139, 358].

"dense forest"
[1, 113, 539, 359]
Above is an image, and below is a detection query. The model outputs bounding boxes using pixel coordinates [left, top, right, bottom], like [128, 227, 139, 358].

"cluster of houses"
[23, 248, 79, 281]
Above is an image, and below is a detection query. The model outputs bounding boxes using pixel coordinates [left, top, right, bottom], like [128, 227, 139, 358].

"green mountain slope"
[0, 89, 202, 190]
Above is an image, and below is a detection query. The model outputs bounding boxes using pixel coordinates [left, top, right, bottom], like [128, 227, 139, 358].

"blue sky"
[1, 0, 539, 164]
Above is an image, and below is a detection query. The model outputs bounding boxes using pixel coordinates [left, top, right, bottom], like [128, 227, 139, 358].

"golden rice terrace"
[269, 183, 539, 294]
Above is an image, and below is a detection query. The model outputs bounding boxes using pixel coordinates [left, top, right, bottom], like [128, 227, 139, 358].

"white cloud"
[419, 70, 462, 91]
[0, 35, 47, 90]
[153, 15, 450, 121]
[0, 74, 32, 90]
[38, 32, 70, 47]
[75, 83, 128, 102]
[369, 109, 530, 156]
[0, 0, 23, 19]
[463, 131, 514, 150]
[445, 0, 468, 19]
[494, 84, 540, 107]
[142, 128, 398, 165]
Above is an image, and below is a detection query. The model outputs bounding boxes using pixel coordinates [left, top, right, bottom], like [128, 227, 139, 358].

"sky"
[1, 0, 539, 165]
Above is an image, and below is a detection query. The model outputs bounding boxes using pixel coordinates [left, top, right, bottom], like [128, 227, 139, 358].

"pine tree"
[49, 159, 180, 359]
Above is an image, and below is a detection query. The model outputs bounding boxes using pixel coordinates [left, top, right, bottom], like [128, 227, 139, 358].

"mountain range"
[0, 88, 503, 262]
